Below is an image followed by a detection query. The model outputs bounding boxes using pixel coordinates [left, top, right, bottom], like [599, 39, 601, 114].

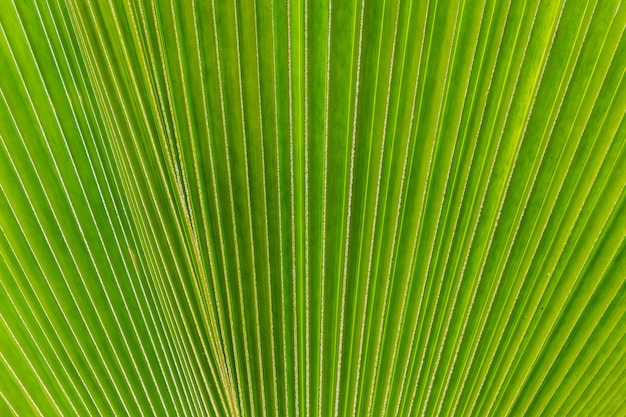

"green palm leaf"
[0, 0, 624, 415]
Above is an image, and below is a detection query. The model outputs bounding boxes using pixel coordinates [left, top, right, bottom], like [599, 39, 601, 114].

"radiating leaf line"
[385, 1, 438, 415]
[360, 1, 404, 415]
[0, 67, 137, 415]
[0, 237, 99, 415]
[164, 3, 233, 398]
[377, 0, 433, 411]
[456, 5, 620, 412]
[1, 4, 158, 412]
[44, 2, 191, 413]
[0, 270, 77, 416]
[481, 57, 626, 417]
[317, 1, 332, 415]
[186, 1, 240, 411]
[349, 0, 394, 414]
[496, 122, 626, 416]
[456, 1, 608, 412]
[427, 2, 568, 415]
[0, 176, 119, 415]
[62, 2, 219, 412]
[1, 0, 624, 415]
[0, 350, 45, 417]
[286, 0, 300, 414]
[66, 8, 205, 412]
[30, 2, 185, 413]
[333, 0, 365, 414]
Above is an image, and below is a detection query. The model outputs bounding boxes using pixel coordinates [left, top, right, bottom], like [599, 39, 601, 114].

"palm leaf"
[0, 0, 625, 415]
